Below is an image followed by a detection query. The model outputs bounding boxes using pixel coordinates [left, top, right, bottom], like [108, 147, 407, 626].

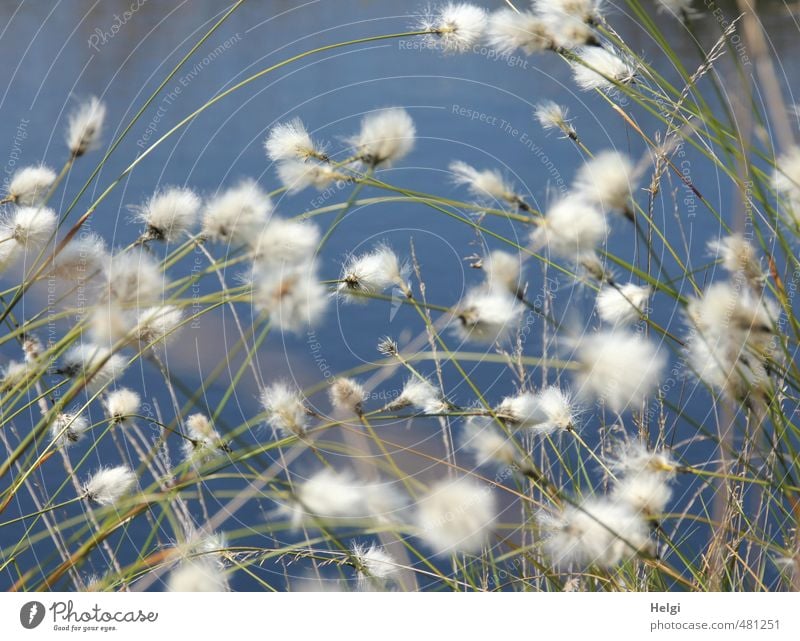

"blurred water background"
[0, 0, 797, 590]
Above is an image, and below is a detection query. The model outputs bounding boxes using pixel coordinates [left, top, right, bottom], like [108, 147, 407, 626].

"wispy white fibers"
[48, 232, 107, 281]
[182, 413, 228, 464]
[6, 165, 56, 205]
[482, 250, 522, 295]
[498, 386, 576, 434]
[168, 560, 229, 592]
[276, 159, 343, 193]
[265, 118, 326, 163]
[83, 466, 137, 506]
[454, 287, 522, 344]
[419, 3, 487, 53]
[61, 343, 126, 393]
[539, 497, 652, 568]
[534, 100, 577, 139]
[414, 478, 496, 555]
[574, 150, 637, 214]
[486, 9, 552, 55]
[708, 233, 763, 287]
[249, 261, 328, 332]
[66, 96, 106, 157]
[337, 244, 407, 300]
[352, 543, 400, 591]
[202, 179, 272, 246]
[449, 160, 520, 207]
[388, 377, 448, 414]
[460, 415, 516, 468]
[685, 281, 777, 400]
[573, 329, 665, 413]
[51, 411, 90, 447]
[285, 469, 366, 527]
[261, 381, 310, 437]
[348, 108, 416, 166]
[596, 283, 650, 324]
[773, 145, 800, 217]
[103, 251, 164, 307]
[135, 305, 183, 346]
[533, 0, 603, 24]
[104, 388, 141, 424]
[328, 377, 366, 414]
[571, 46, 636, 92]
[0, 206, 58, 267]
[134, 187, 201, 242]
[531, 194, 607, 268]
[250, 217, 320, 267]
[607, 440, 677, 477]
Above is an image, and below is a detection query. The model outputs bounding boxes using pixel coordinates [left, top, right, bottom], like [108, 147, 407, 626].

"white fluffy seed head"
[1, 206, 58, 252]
[543, 13, 595, 49]
[104, 251, 164, 307]
[250, 217, 319, 267]
[534, 100, 576, 138]
[539, 497, 652, 569]
[596, 283, 650, 324]
[612, 473, 672, 517]
[67, 96, 106, 157]
[708, 234, 763, 286]
[105, 388, 140, 423]
[182, 413, 227, 464]
[51, 411, 90, 446]
[135, 187, 201, 242]
[460, 415, 516, 467]
[774, 145, 800, 217]
[573, 329, 665, 413]
[421, 3, 487, 53]
[390, 377, 447, 414]
[135, 305, 183, 346]
[261, 382, 309, 437]
[574, 150, 637, 213]
[533, 386, 577, 432]
[449, 160, 517, 204]
[202, 179, 272, 245]
[685, 282, 776, 399]
[352, 543, 399, 591]
[571, 46, 636, 92]
[349, 108, 415, 166]
[486, 9, 552, 55]
[49, 232, 107, 282]
[328, 377, 366, 414]
[61, 343, 126, 393]
[167, 560, 229, 592]
[7, 165, 57, 205]
[249, 261, 328, 332]
[1, 360, 29, 391]
[276, 159, 342, 193]
[534, 0, 603, 23]
[83, 466, 136, 506]
[499, 387, 576, 433]
[483, 250, 522, 294]
[532, 194, 607, 263]
[264, 118, 324, 162]
[607, 440, 677, 477]
[415, 478, 496, 555]
[687, 282, 776, 352]
[455, 287, 522, 344]
[338, 245, 407, 300]
[288, 469, 366, 527]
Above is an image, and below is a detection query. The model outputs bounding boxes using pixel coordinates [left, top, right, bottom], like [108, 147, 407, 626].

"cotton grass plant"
[1, 0, 799, 593]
